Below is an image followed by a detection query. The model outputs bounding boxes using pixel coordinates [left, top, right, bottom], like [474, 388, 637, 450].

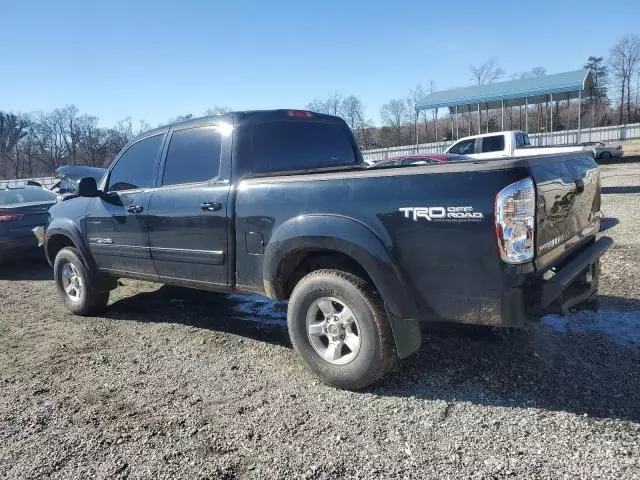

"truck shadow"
[379, 294, 640, 423]
[105, 285, 291, 347]
[599, 217, 619, 232]
[107, 286, 640, 423]
[0, 257, 52, 281]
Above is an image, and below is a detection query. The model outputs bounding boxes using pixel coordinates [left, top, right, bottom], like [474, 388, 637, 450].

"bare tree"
[0, 113, 30, 178]
[470, 58, 505, 86]
[470, 58, 504, 131]
[305, 93, 343, 116]
[77, 115, 110, 167]
[30, 110, 70, 173]
[205, 106, 232, 116]
[341, 95, 365, 132]
[380, 99, 411, 146]
[610, 35, 640, 123]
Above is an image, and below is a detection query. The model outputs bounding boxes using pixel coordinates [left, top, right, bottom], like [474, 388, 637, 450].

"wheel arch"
[45, 219, 116, 292]
[263, 215, 421, 358]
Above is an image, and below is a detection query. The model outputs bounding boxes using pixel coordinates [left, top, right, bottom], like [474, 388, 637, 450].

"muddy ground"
[1, 162, 639, 479]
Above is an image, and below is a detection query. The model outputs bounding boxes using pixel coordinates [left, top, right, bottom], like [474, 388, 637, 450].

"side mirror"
[77, 177, 99, 197]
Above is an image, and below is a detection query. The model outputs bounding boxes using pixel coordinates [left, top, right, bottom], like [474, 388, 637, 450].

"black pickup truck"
[39, 110, 612, 389]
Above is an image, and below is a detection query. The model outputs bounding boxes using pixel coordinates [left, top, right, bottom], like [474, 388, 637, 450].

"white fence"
[361, 122, 640, 162]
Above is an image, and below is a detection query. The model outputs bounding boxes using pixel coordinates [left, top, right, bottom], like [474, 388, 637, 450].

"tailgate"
[532, 154, 601, 269]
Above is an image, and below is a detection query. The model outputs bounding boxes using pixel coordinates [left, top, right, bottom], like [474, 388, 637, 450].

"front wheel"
[287, 269, 396, 390]
[54, 247, 109, 316]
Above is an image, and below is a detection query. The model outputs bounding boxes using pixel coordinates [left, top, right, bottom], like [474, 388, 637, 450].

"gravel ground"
[1, 163, 639, 479]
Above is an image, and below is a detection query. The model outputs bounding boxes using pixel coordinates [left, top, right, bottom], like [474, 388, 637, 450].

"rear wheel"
[54, 247, 109, 316]
[287, 269, 396, 390]
[599, 151, 612, 160]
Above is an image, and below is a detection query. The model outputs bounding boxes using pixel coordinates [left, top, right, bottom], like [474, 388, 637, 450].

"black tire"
[599, 151, 612, 160]
[287, 269, 396, 390]
[54, 247, 109, 316]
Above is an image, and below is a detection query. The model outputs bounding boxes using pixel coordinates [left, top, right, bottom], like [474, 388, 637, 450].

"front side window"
[162, 126, 221, 186]
[108, 134, 163, 192]
[482, 135, 505, 153]
[240, 121, 357, 174]
[448, 139, 475, 155]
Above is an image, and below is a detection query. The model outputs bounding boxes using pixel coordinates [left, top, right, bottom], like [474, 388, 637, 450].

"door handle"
[127, 205, 144, 214]
[200, 202, 222, 212]
[575, 179, 585, 194]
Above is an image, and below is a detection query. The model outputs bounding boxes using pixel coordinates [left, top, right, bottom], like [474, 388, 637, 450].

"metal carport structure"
[414, 69, 594, 143]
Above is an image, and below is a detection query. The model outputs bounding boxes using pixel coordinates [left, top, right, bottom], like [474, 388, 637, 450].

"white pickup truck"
[445, 130, 588, 160]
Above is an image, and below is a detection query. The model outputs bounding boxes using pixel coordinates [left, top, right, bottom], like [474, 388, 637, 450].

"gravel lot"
[1, 162, 639, 479]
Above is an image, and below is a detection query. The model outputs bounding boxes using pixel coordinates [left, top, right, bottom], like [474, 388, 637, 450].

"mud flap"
[385, 307, 421, 359]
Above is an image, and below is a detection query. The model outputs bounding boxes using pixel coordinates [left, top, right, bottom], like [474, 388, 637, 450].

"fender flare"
[45, 218, 115, 292]
[263, 214, 421, 358]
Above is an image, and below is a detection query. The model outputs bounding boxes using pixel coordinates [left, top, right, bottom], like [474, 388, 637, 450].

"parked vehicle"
[578, 141, 623, 160]
[0, 185, 57, 264]
[369, 153, 471, 168]
[445, 130, 588, 160]
[50, 165, 107, 198]
[37, 110, 611, 389]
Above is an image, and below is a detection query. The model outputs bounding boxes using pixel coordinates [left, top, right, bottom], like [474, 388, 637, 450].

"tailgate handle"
[575, 179, 585, 193]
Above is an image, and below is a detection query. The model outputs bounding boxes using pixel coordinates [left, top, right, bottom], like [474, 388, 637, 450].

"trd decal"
[399, 206, 484, 222]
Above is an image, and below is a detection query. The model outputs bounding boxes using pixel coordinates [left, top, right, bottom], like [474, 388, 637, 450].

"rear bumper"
[539, 236, 612, 310]
[506, 236, 613, 321]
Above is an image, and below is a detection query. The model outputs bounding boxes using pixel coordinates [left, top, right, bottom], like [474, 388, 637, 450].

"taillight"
[495, 178, 535, 264]
[0, 211, 23, 222]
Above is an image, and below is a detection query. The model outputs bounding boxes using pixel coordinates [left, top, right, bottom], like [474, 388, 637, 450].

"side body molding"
[263, 214, 421, 358]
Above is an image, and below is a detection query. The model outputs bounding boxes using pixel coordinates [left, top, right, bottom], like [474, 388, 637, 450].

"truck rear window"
[481, 135, 505, 153]
[239, 121, 358, 174]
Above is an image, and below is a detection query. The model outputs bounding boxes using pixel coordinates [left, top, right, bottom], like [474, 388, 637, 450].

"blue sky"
[3, 0, 639, 127]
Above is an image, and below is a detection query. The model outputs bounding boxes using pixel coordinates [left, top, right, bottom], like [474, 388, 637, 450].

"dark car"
[578, 141, 623, 160]
[370, 153, 471, 168]
[0, 185, 57, 264]
[40, 110, 611, 389]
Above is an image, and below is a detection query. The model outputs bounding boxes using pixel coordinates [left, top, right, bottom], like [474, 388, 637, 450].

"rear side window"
[481, 135, 505, 153]
[108, 134, 163, 192]
[448, 139, 475, 155]
[162, 126, 221, 186]
[240, 121, 357, 174]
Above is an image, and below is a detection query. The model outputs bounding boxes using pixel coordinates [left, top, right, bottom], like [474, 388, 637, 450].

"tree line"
[1, 35, 639, 180]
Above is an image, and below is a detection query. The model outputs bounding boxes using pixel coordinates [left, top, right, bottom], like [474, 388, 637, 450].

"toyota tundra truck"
[38, 110, 612, 389]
